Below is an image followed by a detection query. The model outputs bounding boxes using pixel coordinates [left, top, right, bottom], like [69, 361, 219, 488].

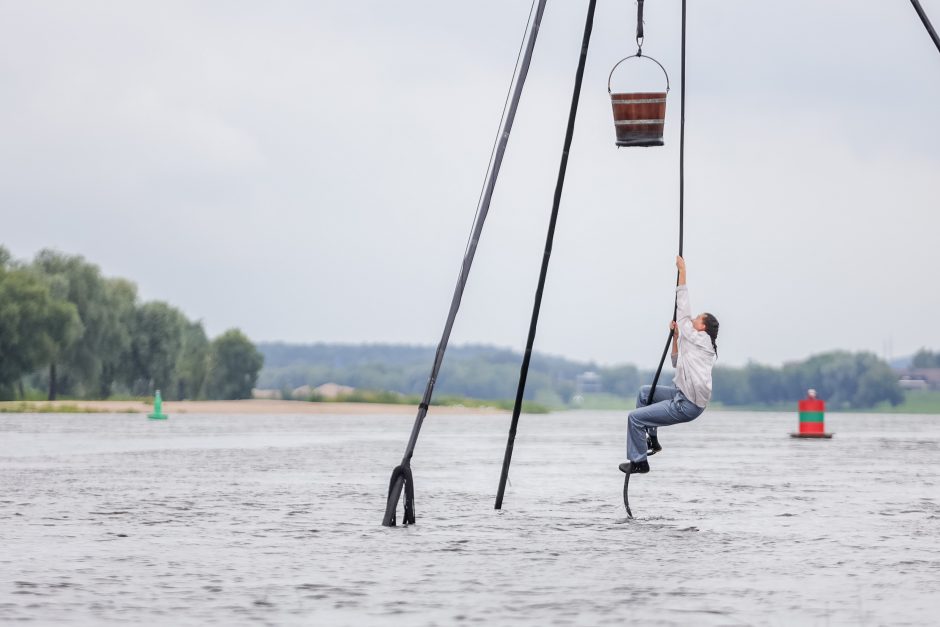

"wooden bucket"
[608, 54, 670, 147]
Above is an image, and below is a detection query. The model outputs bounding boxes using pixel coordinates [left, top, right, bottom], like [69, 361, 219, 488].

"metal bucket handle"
[607, 54, 670, 94]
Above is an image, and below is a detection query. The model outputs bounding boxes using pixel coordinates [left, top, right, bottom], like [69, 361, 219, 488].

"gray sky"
[2, 1, 939, 368]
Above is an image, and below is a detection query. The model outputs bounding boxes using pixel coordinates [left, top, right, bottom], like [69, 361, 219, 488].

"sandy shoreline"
[0, 399, 510, 415]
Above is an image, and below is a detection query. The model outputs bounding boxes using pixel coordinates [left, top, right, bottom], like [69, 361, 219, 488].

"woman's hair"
[702, 313, 719, 357]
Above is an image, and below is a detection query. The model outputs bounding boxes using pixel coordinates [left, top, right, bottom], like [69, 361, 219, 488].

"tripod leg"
[382, 467, 405, 527]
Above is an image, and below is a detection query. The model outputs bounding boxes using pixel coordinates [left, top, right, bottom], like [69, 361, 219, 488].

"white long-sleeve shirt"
[669, 284, 716, 408]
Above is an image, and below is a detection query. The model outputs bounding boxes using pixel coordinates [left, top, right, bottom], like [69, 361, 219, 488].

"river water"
[2, 410, 939, 625]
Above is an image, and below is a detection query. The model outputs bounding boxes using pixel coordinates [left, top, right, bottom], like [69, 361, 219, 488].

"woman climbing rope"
[619, 255, 719, 475]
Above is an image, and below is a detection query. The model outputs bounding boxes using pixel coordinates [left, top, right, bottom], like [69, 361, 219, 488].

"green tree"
[173, 321, 209, 400]
[32, 250, 134, 399]
[712, 366, 752, 405]
[853, 358, 904, 407]
[0, 260, 81, 399]
[97, 278, 138, 398]
[911, 349, 940, 368]
[598, 365, 641, 398]
[204, 329, 264, 400]
[129, 301, 187, 396]
[745, 362, 786, 404]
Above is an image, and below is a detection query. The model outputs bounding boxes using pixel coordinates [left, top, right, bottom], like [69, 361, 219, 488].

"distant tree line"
[911, 349, 940, 368]
[258, 342, 641, 406]
[258, 343, 905, 410]
[712, 351, 903, 409]
[0, 246, 263, 401]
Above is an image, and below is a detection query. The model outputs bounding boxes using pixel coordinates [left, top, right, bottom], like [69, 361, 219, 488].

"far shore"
[3, 399, 939, 415]
[0, 399, 511, 415]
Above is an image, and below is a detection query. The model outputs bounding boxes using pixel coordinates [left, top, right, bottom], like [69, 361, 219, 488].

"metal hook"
[636, 0, 645, 54]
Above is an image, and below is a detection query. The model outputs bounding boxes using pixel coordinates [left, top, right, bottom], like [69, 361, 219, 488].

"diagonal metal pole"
[382, 0, 548, 527]
[495, 0, 598, 511]
[910, 0, 940, 55]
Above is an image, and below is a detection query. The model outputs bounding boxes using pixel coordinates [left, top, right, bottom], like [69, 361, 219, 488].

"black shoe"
[647, 434, 662, 456]
[618, 460, 650, 474]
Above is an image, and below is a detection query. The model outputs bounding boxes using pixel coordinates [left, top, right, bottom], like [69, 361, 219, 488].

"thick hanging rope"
[495, 0, 598, 511]
[624, 0, 687, 519]
[910, 0, 940, 54]
[646, 0, 687, 404]
[381, 0, 548, 527]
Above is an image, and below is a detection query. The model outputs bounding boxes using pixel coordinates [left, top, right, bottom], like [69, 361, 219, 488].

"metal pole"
[495, 0, 598, 511]
[382, 0, 548, 527]
[910, 0, 940, 55]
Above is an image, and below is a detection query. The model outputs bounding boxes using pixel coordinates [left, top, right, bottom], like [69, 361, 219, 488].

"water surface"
[2, 411, 939, 625]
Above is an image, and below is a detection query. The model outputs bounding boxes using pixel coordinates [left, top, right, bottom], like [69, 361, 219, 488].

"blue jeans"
[626, 385, 704, 463]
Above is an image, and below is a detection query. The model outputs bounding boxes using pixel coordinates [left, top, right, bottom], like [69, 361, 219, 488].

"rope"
[495, 0, 598, 511]
[647, 0, 687, 402]
[381, 0, 548, 527]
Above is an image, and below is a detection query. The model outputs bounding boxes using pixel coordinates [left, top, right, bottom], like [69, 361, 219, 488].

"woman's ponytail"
[702, 313, 719, 357]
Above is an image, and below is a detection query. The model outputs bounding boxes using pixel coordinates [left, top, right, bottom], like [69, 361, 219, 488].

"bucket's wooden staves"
[610, 91, 667, 147]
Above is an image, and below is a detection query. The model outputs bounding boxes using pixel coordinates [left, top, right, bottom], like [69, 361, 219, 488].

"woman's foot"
[647, 434, 662, 455]
[618, 460, 650, 474]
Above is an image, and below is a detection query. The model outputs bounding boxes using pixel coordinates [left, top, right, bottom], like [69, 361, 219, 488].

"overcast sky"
[2, 1, 938, 368]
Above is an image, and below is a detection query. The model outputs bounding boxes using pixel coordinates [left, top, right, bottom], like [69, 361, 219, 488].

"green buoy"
[148, 389, 168, 420]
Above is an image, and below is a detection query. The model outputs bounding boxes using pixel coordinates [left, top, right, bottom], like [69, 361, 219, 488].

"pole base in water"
[789, 433, 833, 438]
[382, 463, 415, 527]
[622, 473, 633, 518]
[147, 414, 168, 420]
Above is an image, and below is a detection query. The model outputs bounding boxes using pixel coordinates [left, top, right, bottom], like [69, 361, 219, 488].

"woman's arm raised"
[670, 321, 679, 367]
[675, 256, 694, 335]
